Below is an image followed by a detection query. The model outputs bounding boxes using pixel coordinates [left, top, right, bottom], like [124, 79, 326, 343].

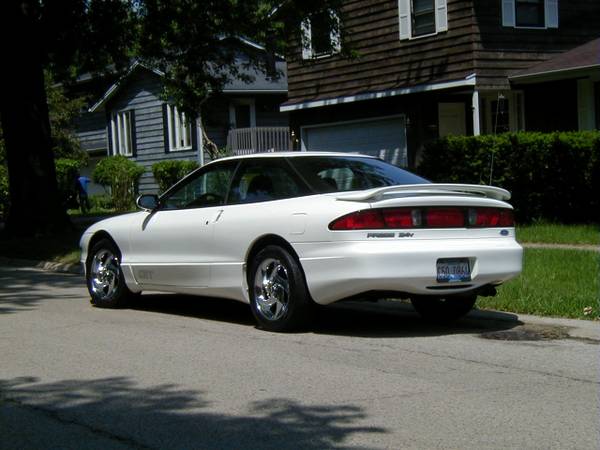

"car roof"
[214, 151, 377, 163]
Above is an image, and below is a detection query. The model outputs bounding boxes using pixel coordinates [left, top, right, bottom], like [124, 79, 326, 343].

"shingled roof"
[510, 37, 600, 82]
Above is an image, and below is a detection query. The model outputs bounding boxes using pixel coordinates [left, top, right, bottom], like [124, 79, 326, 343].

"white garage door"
[302, 116, 407, 166]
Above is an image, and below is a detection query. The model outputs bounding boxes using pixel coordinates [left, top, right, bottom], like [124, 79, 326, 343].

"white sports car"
[80, 152, 522, 331]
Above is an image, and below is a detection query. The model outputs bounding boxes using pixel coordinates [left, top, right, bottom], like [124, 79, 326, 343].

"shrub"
[152, 160, 199, 193]
[0, 164, 8, 219]
[418, 132, 600, 224]
[89, 194, 114, 211]
[55, 158, 82, 209]
[93, 156, 145, 211]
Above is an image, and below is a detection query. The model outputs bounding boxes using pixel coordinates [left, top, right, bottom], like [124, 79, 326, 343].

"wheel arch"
[244, 234, 312, 301]
[86, 231, 122, 263]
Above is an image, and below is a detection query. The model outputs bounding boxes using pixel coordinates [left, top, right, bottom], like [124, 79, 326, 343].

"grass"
[478, 248, 599, 320]
[516, 222, 599, 245]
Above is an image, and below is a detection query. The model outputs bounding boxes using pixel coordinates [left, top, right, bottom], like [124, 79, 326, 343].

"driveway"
[0, 266, 598, 449]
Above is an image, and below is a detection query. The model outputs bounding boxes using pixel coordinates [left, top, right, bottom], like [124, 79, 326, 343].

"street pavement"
[0, 265, 598, 449]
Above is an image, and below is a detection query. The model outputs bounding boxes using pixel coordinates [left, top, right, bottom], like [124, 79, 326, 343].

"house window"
[166, 104, 193, 152]
[110, 110, 134, 156]
[516, 0, 544, 27]
[399, 0, 448, 40]
[412, 0, 436, 36]
[301, 10, 341, 59]
[502, 0, 558, 28]
[491, 98, 510, 134]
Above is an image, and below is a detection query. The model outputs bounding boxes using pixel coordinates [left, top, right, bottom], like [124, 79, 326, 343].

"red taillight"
[329, 210, 385, 230]
[381, 208, 414, 228]
[425, 208, 465, 227]
[469, 208, 514, 227]
[329, 207, 514, 230]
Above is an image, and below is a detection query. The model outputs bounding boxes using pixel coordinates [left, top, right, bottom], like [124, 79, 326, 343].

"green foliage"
[152, 160, 199, 193]
[89, 194, 114, 211]
[0, 164, 8, 219]
[418, 132, 600, 224]
[54, 158, 82, 209]
[45, 71, 88, 163]
[93, 156, 145, 211]
[478, 248, 599, 320]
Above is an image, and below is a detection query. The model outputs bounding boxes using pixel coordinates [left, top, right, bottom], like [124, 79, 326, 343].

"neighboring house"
[282, 0, 600, 168]
[74, 38, 289, 193]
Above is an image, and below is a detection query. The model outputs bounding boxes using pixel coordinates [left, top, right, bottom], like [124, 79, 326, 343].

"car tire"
[86, 238, 136, 308]
[410, 294, 477, 323]
[248, 245, 311, 332]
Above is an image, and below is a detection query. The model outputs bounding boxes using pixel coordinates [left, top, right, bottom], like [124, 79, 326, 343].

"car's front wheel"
[410, 294, 477, 323]
[86, 238, 136, 308]
[249, 245, 311, 332]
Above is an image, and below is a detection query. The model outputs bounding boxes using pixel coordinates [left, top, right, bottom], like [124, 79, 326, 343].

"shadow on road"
[0, 376, 386, 449]
[131, 293, 522, 339]
[0, 267, 83, 315]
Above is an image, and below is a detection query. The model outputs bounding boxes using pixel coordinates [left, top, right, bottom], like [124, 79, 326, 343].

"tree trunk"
[0, 1, 69, 236]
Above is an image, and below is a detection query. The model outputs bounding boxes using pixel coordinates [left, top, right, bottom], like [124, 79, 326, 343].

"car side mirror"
[136, 194, 159, 211]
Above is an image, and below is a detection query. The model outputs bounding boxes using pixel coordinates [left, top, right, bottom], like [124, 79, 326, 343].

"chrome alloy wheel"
[89, 249, 121, 301]
[253, 258, 290, 321]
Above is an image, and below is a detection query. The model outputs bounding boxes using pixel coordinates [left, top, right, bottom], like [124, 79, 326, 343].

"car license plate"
[436, 258, 471, 283]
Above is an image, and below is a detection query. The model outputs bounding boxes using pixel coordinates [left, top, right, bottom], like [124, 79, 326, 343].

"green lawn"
[478, 248, 599, 320]
[516, 222, 599, 245]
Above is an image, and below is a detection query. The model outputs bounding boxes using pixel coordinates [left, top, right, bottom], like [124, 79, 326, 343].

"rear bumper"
[294, 238, 523, 305]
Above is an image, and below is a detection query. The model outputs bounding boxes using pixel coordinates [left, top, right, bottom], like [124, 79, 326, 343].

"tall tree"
[0, 0, 341, 236]
[0, 0, 135, 236]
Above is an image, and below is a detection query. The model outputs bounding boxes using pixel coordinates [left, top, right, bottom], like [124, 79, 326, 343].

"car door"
[128, 160, 238, 289]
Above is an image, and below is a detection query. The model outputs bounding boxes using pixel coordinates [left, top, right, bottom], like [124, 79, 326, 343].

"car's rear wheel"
[410, 294, 477, 323]
[249, 245, 311, 332]
[86, 238, 135, 308]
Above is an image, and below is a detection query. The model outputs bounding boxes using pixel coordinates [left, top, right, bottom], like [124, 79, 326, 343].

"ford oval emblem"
[500, 229, 509, 236]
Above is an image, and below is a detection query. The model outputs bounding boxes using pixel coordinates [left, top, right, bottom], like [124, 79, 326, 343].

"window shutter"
[398, 0, 411, 40]
[545, 0, 559, 28]
[436, 0, 448, 32]
[300, 19, 312, 59]
[106, 112, 114, 156]
[502, 0, 515, 27]
[162, 104, 170, 153]
[191, 115, 198, 152]
[330, 12, 342, 53]
[129, 110, 137, 157]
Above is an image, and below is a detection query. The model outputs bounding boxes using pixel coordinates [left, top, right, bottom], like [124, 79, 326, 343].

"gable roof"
[89, 36, 287, 112]
[510, 37, 600, 83]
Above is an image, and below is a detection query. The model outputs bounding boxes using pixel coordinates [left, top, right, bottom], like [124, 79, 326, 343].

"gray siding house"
[75, 41, 289, 194]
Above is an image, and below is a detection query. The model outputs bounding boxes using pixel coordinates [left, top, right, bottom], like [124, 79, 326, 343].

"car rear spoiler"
[336, 184, 511, 202]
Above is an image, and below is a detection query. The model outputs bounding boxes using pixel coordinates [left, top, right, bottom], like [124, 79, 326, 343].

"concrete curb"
[0, 257, 83, 275]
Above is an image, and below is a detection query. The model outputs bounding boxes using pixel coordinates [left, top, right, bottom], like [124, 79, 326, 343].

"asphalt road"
[1, 266, 598, 450]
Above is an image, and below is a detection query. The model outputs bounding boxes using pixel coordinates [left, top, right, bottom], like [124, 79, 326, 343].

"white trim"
[166, 104, 193, 152]
[472, 91, 481, 136]
[281, 75, 477, 112]
[196, 116, 204, 166]
[510, 64, 600, 82]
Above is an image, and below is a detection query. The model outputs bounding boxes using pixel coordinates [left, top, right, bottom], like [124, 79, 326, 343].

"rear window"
[289, 156, 429, 193]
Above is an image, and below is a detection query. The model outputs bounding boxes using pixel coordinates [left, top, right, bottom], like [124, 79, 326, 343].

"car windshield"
[289, 156, 429, 193]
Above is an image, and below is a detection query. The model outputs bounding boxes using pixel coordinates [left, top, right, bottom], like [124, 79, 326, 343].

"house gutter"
[280, 75, 477, 112]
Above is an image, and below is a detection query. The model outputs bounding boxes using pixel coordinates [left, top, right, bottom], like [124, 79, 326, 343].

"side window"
[161, 162, 236, 210]
[502, 0, 559, 29]
[301, 10, 341, 59]
[228, 159, 309, 204]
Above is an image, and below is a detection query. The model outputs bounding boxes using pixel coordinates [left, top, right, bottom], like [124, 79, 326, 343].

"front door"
[128, 161, 237, 289]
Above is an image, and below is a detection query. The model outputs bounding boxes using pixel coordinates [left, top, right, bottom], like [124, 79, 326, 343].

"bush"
[89, 194, 114, 211]
[93, 156, 145, 211]
[418, 132, 600, 224]
[0, 164, 8, 219]
[152, 160, 199, 193]
[55, 158, 82, 209]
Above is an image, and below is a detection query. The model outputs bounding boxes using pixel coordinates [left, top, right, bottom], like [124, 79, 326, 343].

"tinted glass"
[290, 156, 429, 193]
[516, 0, 545, 27]
[161, 162, 236, 210]
[228, 158, 309, 204]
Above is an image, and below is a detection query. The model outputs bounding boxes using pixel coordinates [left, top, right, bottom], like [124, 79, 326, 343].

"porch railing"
[227, 127, 291, 155]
